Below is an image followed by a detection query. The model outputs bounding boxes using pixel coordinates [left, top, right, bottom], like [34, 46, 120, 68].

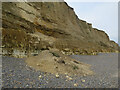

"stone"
[64, 48, 70, 52]
[61, 51, 65, 55]
[66, 76, 69, 78]
[55, 74, 59, 78]
[39, 75, 42, 78]
[65, 73, 67, 75]
[37, 64, 40, 66]
[68, 77, 72, 80]
[74, 83, 78, 87]
[81, 79, 85, 83]
[83, 74, 86, 77]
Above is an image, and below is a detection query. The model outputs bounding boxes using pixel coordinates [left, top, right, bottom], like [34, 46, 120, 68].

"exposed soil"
[25, 49, 93, 76]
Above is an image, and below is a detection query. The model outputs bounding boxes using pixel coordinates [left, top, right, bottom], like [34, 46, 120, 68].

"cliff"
[2, 2, 119, 57]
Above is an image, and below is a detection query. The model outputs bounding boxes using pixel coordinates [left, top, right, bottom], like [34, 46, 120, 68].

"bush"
[73, 65, 79, 70]
[50, 52, 60, 57]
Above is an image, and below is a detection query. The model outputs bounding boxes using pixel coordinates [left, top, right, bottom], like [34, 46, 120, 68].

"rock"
[2, 2, 119, 58]
[39, 75, 42, 78]
[66, 76, 69, 78]
[68, 77, 72, 80]
[37, 64, 40, 66]
[66, 75, 72, 80]
[26, 84, 29, 87]
[55, 74, 59, 78]
[64, 48, 70, 52]
[74, 83, 78, 87]
[46, 81, 48, 83]
[83, 74, 86, 77]
[61, 51, 65, 55]
[65, 73, 67, 75]
[81, 79, 85, 83]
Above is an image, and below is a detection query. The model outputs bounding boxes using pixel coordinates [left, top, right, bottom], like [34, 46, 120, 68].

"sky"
[65, 1, 118, 44]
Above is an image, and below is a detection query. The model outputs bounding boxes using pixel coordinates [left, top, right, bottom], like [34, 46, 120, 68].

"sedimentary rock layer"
[2, 2, 119, 56]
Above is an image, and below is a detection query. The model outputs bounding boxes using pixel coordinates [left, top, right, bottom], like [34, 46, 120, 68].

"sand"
[25, 49, 93, 76]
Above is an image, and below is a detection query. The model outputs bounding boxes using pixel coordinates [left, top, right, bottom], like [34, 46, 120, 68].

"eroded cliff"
[2, 2, 119, 57]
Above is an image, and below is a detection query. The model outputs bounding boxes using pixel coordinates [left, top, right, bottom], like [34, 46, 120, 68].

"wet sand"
[2, 53, 118, 88]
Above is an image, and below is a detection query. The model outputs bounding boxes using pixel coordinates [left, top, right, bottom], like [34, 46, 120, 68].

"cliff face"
[2, 2, 119, 57]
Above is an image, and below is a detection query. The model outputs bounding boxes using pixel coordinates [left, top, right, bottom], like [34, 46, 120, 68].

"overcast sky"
[65, 1, 118, 44]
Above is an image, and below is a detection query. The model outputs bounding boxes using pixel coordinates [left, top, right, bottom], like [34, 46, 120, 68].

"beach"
[2, 53, 118, 88]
